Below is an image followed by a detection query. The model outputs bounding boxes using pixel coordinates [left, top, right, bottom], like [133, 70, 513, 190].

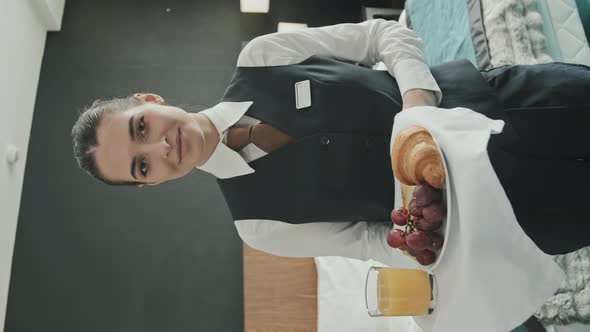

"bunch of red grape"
[387, 183, 446, 266]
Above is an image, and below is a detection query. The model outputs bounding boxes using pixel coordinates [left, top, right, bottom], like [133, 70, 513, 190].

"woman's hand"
[402, 89, 437, 110]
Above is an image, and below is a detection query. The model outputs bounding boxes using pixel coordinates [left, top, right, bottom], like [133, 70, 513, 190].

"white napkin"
[390, 106, 565, 332]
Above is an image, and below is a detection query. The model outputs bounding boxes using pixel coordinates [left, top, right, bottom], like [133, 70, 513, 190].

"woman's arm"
[237, 19, 441, 108]
[235, 219, 417, 268]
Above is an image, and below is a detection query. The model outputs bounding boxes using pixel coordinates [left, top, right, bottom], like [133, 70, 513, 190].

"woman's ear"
[133, 93, 165, 104]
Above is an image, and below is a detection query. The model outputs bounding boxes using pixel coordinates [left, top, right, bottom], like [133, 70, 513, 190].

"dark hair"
[71, 96, 144, 186]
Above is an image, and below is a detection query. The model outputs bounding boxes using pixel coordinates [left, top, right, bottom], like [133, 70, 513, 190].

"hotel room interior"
[1, 0, 589, 331]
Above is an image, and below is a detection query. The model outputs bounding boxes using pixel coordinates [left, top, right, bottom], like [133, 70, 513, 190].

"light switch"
[5, 144, 20, 164]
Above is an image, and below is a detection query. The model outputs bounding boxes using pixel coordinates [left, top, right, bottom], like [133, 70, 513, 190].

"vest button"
[320, 136, 331, 145]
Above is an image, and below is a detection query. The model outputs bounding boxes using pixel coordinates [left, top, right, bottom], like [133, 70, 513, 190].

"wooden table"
[243, 243, 318, 332]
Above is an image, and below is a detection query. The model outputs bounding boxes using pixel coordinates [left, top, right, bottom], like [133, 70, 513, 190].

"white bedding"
[480, 0, 590, 66]
[482, 0, 554, 66]
[542, 0, 590, 65]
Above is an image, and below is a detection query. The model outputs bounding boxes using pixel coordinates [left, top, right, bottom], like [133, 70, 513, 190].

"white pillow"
[315, 256, 423, 332]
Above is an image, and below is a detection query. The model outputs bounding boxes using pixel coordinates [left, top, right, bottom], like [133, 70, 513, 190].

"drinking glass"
[365, 267, 437, 317]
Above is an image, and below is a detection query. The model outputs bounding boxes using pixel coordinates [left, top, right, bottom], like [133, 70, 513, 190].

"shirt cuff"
[221, 130, 229, 145]
[392, 58, 443, 106]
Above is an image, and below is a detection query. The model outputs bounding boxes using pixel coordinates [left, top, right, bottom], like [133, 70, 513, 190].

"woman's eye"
[138, 117, 146, 136]
[139, 159, 148, 177]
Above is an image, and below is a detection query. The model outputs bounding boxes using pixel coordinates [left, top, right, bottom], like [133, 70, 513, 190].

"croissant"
[391, 126, 446, 189]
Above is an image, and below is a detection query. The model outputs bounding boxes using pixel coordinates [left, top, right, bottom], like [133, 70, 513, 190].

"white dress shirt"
[197, 19, 441, 267]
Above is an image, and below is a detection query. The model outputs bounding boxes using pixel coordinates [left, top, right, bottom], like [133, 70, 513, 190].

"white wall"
[31, 0, 65, 31]
[0, 0, 64, 330]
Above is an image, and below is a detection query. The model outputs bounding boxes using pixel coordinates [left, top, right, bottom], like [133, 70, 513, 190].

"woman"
[71, 19, 590, 267]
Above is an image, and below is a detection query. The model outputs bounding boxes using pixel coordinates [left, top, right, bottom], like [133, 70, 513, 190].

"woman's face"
[93, 93, 207, 185]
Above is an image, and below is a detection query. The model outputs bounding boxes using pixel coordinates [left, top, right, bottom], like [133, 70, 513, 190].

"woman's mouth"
[177, 128, 183, 164]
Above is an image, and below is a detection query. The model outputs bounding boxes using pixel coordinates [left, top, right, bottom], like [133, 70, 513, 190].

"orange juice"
[377, 268, 431, 316]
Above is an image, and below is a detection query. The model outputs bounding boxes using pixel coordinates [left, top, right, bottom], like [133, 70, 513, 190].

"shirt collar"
[196, 101, 256, 179]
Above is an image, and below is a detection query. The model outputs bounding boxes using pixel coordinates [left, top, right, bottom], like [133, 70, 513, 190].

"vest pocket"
[317, 132, 395, 221]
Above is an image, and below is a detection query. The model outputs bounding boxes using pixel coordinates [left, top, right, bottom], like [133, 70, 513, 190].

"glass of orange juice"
[365, 267, 437, 317]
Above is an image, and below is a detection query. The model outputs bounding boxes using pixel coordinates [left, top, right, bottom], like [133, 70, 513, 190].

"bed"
[403, 0, 590, 68]
[242, 1, 590, 331]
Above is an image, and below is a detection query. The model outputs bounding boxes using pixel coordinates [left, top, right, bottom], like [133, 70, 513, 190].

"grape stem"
[404, 218, 416, 234]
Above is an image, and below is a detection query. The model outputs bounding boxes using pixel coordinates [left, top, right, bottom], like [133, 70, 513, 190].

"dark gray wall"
[5, 0, 366, 331]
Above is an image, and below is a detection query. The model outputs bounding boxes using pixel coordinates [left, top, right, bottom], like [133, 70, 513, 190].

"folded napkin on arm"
[390, 106, 565, 332]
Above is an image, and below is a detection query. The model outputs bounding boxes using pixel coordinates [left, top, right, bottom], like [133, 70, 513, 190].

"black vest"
[217, 56, 505, 224]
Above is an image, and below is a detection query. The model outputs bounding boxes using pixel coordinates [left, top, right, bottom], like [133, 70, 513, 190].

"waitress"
[71, 19, 590, 265]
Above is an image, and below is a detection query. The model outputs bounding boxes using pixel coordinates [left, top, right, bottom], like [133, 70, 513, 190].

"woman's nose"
[142, 136, 172, 158]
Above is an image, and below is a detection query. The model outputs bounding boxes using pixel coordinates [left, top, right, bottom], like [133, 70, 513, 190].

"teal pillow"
[576, 0, 590, 43]
[406, 0, 478, 66]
